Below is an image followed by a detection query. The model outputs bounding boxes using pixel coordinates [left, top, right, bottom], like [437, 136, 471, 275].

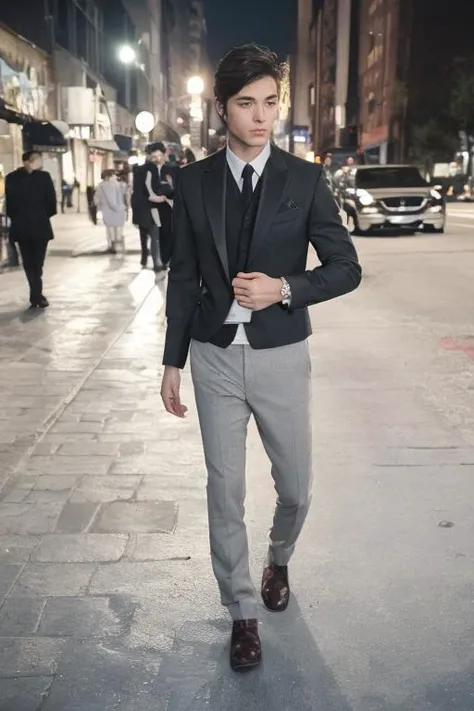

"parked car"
[339, 164, 446, 235]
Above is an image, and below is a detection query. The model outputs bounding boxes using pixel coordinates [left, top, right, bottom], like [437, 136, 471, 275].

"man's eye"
[239, 102, 252, 108]
[267, 101, 277, 107]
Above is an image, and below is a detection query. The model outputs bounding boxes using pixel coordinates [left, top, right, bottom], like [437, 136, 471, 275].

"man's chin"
[246, 134, 269, 146]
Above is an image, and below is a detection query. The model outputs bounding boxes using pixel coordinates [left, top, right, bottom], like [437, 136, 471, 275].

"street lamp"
[117, 44, 154, 127]
[186, 76, 204, 157]
[117, 45, 137, 109]
[186, 76, 204, 95]
[118, 45, 137, 65]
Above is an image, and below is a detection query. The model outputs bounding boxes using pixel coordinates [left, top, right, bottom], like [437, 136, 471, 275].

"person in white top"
[94, 169, 126, 253]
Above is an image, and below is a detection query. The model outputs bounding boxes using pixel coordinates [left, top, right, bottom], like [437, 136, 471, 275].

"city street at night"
[0, 205, 473, 710]
[2, 0, 474, 707]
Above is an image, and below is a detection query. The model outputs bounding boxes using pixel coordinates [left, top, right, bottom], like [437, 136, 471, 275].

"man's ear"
[216, 100, 226, 122]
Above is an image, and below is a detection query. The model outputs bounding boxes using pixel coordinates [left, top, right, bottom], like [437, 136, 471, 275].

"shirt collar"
[226, 141, 271, 184]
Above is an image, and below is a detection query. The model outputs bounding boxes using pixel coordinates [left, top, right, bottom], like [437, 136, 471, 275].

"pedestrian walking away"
[5, 150, 57, 309]
[94, 169, 127, 253]
[131, 142, 174, 272]
[160, 43, 362, 672]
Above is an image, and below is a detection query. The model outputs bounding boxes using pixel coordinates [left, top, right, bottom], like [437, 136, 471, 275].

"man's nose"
[253, 105, 265, 123]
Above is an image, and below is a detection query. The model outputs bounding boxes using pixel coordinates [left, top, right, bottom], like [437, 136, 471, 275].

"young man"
[160, 44, 362, 671]
[131, 142, 174, 272]
[5, 151, 57, 308]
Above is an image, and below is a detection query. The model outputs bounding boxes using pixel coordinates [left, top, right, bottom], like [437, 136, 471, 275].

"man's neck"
[228, 137, 268, 164]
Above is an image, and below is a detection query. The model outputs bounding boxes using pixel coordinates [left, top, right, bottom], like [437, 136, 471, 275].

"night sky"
[203, 0, 295, 67]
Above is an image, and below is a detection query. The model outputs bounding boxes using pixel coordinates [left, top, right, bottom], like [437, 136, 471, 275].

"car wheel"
[346, 212, 363, 236]
[424, 226, 445, 234]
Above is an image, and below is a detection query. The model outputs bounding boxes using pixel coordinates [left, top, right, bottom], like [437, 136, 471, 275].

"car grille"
[381, 196, 426, 211]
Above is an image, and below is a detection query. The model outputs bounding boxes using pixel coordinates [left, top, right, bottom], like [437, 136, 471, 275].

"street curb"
[71, 248, 142, 258]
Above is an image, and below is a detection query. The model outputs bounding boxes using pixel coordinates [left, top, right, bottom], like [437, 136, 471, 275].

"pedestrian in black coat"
[131, 142, 174, 271]
[5, 151, 57, 308]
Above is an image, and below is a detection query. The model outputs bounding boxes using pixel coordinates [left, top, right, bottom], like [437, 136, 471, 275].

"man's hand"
[161, 366, 188, 418]
[232, 272, 282, 311]
[149, 195, 167, 203]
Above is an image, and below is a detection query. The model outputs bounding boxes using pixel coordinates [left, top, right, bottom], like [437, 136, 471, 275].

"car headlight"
[430, 189, 443, 202]
[356, 189, 374, 206]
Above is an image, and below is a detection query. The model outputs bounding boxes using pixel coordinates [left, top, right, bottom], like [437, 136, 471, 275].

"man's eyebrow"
[236, 94, 278, 101]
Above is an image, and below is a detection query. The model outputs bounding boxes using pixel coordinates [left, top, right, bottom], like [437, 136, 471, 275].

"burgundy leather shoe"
[261, 564, 290, 612]
[230, 619, 262, 671]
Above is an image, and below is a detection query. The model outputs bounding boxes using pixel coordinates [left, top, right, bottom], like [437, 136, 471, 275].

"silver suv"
[339, 165, 445, 235]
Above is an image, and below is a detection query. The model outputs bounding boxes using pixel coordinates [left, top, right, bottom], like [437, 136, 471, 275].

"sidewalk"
[0, 261, 216, 710]
[50, 213, 141, 257]
[0, 253, 161, 484]
[2, 236, 474, 709]
[1, 212, 141, 271]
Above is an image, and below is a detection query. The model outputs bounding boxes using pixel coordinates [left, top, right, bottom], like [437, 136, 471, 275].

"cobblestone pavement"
[1, 220, 474, 710]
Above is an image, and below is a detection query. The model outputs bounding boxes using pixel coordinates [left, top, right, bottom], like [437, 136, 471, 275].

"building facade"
[358, 0, 474, 165]
[0, 22, 64, 193]
[306, 0, 360, 159]
[0, 0, 141, 195]
[314, 0, 338, 152]
[358, 0, 400, 163]
[1, 0, 211, 200]
[290, 0, 312, 158]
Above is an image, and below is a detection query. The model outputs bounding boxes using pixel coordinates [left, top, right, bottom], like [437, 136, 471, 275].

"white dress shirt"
[225, 142, 271, 345]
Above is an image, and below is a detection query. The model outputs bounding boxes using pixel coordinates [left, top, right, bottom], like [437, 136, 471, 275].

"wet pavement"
[1, 211, 474, 710]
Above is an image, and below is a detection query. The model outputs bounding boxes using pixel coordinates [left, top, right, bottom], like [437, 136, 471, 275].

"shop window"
[76, 11, 87, 61]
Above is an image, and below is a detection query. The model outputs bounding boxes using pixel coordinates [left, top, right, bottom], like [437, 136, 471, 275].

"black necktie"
[241, 164, 254, 210]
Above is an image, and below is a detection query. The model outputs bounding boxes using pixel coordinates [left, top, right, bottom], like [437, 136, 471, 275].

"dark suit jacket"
[163, 145, 362, 369]
[131, 161, 175, 263]
[6, 168, 57, 242]
[131, 162, 174, 230]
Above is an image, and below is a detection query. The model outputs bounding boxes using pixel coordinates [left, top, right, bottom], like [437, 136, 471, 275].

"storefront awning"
[86, 139, 121, 153]
[22, 120, 68, 153]
[0, 98, 30, 125]
[113, 134, 133, 154]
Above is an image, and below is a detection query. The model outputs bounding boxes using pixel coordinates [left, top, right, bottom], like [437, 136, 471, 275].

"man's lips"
[251, 129, 266, 135]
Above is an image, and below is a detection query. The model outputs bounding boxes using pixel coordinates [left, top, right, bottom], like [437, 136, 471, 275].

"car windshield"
[355, 167, 427, 189]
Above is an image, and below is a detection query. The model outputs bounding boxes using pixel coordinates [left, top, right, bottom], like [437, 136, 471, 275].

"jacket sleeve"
[285, 168, 361, 310]
[4, 175, 17, 218]
[162, 176, 200, 369]
[45, 172, 57, 218]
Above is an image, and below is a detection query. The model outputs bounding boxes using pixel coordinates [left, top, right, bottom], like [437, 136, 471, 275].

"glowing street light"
[118, 45, 137, 65]
[135, 111, 155, 134]
[186, 76, 204, 95]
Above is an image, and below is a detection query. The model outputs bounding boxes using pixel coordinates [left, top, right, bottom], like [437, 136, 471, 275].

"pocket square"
[280, 198, 299, 211]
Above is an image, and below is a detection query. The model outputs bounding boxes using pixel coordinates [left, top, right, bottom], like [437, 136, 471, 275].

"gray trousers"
[190, 339, 313, 621]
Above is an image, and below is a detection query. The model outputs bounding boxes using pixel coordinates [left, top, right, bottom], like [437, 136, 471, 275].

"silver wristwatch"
[280, 277, 292, 308]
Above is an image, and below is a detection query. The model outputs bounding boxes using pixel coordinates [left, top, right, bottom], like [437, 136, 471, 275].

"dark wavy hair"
[214, 44, 288, 113]
[146, 142, 166, 155]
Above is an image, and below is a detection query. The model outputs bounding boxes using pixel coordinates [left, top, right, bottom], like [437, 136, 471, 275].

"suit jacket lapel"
[249, 146, 289, 263]
[202, 149, 230, 282]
